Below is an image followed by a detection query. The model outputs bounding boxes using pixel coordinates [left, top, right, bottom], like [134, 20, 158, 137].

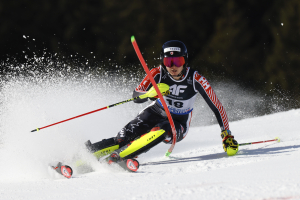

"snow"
[1, 80, 300, 200]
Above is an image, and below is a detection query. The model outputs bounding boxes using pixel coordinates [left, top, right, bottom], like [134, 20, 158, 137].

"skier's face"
[166, 65, 184, 79]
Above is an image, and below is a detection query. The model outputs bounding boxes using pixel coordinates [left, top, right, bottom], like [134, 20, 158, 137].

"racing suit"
[115, 66, 229, 149]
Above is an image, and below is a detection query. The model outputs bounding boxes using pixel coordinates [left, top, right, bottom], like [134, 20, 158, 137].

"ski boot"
[85, 138, 119, 159]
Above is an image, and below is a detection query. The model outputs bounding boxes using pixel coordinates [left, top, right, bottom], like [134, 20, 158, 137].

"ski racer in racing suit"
[85, 40, 239, 166]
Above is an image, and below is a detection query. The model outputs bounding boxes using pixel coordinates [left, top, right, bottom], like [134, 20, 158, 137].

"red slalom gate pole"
[131, 36, 177, 157]
[239, 137, 280, 146]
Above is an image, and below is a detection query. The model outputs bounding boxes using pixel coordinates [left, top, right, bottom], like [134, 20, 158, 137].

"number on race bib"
[166, 99, 183, 108]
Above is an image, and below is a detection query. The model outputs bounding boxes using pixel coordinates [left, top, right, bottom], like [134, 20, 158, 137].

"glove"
[221, 130, 238, 156]
[139, 83, 170, 99]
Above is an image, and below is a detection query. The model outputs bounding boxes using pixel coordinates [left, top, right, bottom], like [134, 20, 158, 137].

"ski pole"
[239, 137, 280, 146]
[31, 93, 151, 132]
[131, 36, 177, 157]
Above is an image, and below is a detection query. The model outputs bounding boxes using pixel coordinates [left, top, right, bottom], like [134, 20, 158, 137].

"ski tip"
[52, 163, 73, 179]
[61, 165, 73, 179]
[131, 36, 135, 43]
[117, 159, 139, 172]
[126, 159, 139, 172]
[275, 137, 281, 142]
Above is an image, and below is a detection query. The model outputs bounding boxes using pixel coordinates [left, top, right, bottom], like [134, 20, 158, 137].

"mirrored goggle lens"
[163, 57, 185, 67]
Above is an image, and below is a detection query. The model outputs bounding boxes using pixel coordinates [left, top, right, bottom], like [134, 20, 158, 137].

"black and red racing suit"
[115, 66, 229, 147]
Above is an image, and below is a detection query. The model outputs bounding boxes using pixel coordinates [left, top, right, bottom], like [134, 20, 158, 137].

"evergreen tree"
[264, 0, 300, 100]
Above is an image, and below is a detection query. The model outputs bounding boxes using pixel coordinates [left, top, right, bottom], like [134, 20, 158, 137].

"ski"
[50, 158, 139, 179]
[101, 155, 140, 172]
[99, 151, 140, 172]
[115, 158, 140, 172]
[51, 162, 73, 179]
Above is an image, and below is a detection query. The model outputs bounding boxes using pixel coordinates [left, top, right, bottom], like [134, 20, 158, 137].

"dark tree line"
[1, 0, 300, 103]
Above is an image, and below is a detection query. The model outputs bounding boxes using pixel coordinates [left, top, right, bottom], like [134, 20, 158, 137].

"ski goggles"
[163, 56, 185, 67]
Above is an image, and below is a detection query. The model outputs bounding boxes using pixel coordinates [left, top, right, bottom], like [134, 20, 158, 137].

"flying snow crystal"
[281, 23, 284, 26]
[23, 35, 26, 39]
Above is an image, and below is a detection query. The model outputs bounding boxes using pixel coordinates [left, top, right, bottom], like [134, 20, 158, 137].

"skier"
[85, 40, 238, 170]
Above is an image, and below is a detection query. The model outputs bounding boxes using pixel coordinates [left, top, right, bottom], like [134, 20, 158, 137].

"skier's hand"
[221, 130, 238, 156]
[139, 83, 170, 99]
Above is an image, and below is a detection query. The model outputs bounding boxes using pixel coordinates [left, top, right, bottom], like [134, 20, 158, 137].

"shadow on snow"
[141, 145, 300, 166]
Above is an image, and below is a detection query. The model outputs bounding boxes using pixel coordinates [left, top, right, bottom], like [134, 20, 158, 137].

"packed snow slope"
[0, 80, 300, 200]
